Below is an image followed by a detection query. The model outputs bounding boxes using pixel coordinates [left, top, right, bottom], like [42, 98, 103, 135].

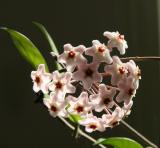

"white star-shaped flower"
[67, 91, 92, 116]
[116, 77, 137, 104]
[43, 92, 68, 118]
[85, 40, 112, 64]
[126, 60, 141, 89]
[31, 64, 52, 94]
[103, 31, 128, 55]
[104, 56, 128, 85]
[90, 84, 116, 112]
[79, 114, 105, 133]
[58, 44, 86, 72]
[48, 71, 76, 100]
[122, 100, 133, 116]
[73, 61, 102, 89]
[102, 107, 124, 128]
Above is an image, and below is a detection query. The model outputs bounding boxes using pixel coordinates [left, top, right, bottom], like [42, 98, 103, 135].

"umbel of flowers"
[31, 31, 141, 133]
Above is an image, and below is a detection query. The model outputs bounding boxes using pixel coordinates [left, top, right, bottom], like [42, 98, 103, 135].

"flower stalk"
[58, 117, 107, 148]
[120, 120, 158, 148]
[120, 56, 160, 62]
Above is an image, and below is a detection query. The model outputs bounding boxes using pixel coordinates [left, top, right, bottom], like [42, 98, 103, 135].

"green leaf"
[33, 22, 58, 54]
[1, 27, 49, 71]
[68, 114, 83, 124]
[94, 137, 143, 148]
[33, 22, 62, 70]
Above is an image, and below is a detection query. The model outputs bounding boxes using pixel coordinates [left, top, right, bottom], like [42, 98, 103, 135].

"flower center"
[55, 81, 63, 89]
[111, 121, 119, 127]
[89, 124, 97, 130]
[75, 106, 84, 113]
[68, 51, 76, 58]
[128, 88, 134, 96]
[103, 98, 110, 105]
[118, 34, 124, 40]
[98, 46, 105, 53]
[118, 66, 126, 74]
[51, 105, 57, 112]
[85, 68, 93, 77]
[35, 76, 41, 84]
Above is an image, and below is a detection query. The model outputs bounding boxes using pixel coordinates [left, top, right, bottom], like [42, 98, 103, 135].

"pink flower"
[103, 31, 128, 55]
[116, 77, 137, 104]
[43, 92, 68, 118]
[104, 56, 128, 85]
[67, 92, 92, 116]
[102, 107, 124, 128]
[85, 40, 112, 64]
[58, 44, 86, 72]
[126, 60, 141, 89]
[90, 84, 116, 112]
[79, 114, 105, 133]
[73, 61, 102, 89]
[31, 64, 52, 94]
[122, 100, 133, 116]
[48, 71, 76, 100]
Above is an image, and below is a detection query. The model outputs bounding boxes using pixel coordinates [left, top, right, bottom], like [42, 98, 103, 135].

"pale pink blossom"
[79, 114, 105, 133]
[126, 60, 141, 89]
[48, 71, 75, 100]
[90, 84, 116, 112]
[85, 40, 112, 64]
[116, 77, 137, 104]
[31, 64, 52, 94]
[102, 107, 124, 128]
[58, 44, 86, 72]
[43, 92, 68, 118]
[104, 56, 128, 85]
[73, 61, 102, 89]
[103, 31, 128, 55]
[122, 100, 133, 116]
[67, 92, 92, 116]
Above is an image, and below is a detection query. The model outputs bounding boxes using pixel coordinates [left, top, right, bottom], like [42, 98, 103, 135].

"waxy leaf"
[95, 137, 143, 148]
[33, 22, 62, 70]
[2, 27, 49, 71]
[33, 22, 58, 54]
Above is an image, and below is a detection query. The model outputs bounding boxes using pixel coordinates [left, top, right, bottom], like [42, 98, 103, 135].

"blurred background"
[0, 0, 160, 147]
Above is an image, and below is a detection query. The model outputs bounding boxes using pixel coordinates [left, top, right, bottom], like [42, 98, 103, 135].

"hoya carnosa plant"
[31, 31, 141, 132]
[3, 23, 159, 148]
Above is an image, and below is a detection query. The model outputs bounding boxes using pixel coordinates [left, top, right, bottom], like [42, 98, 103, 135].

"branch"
[120, 56, 160, 62]
[58, 116, 107, 148]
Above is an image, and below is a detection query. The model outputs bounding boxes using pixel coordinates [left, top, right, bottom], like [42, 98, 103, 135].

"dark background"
[0, 0, 160, 147]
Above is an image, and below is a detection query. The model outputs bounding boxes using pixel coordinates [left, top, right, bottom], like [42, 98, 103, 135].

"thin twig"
[120, 56, 160, 62]
[58, 116, 107, 148]
[121, 120, 158, 148]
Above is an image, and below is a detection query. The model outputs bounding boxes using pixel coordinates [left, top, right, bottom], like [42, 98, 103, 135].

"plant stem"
[73, 124, 80, 139]
[120, 56, 160, 62]
[120, 120, 158, 148]
[58, 116, 107, 148]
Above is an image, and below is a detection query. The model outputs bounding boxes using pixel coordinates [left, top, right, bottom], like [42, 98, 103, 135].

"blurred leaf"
[1, 27, 49, 71]
[94, 137, 143, 148]
[33, 22, 58, 54]
[68, 114, 83, 124]
[33, 22, 62, 70]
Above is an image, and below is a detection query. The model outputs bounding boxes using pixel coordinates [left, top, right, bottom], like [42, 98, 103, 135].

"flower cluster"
[31, 31, 141, 133]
